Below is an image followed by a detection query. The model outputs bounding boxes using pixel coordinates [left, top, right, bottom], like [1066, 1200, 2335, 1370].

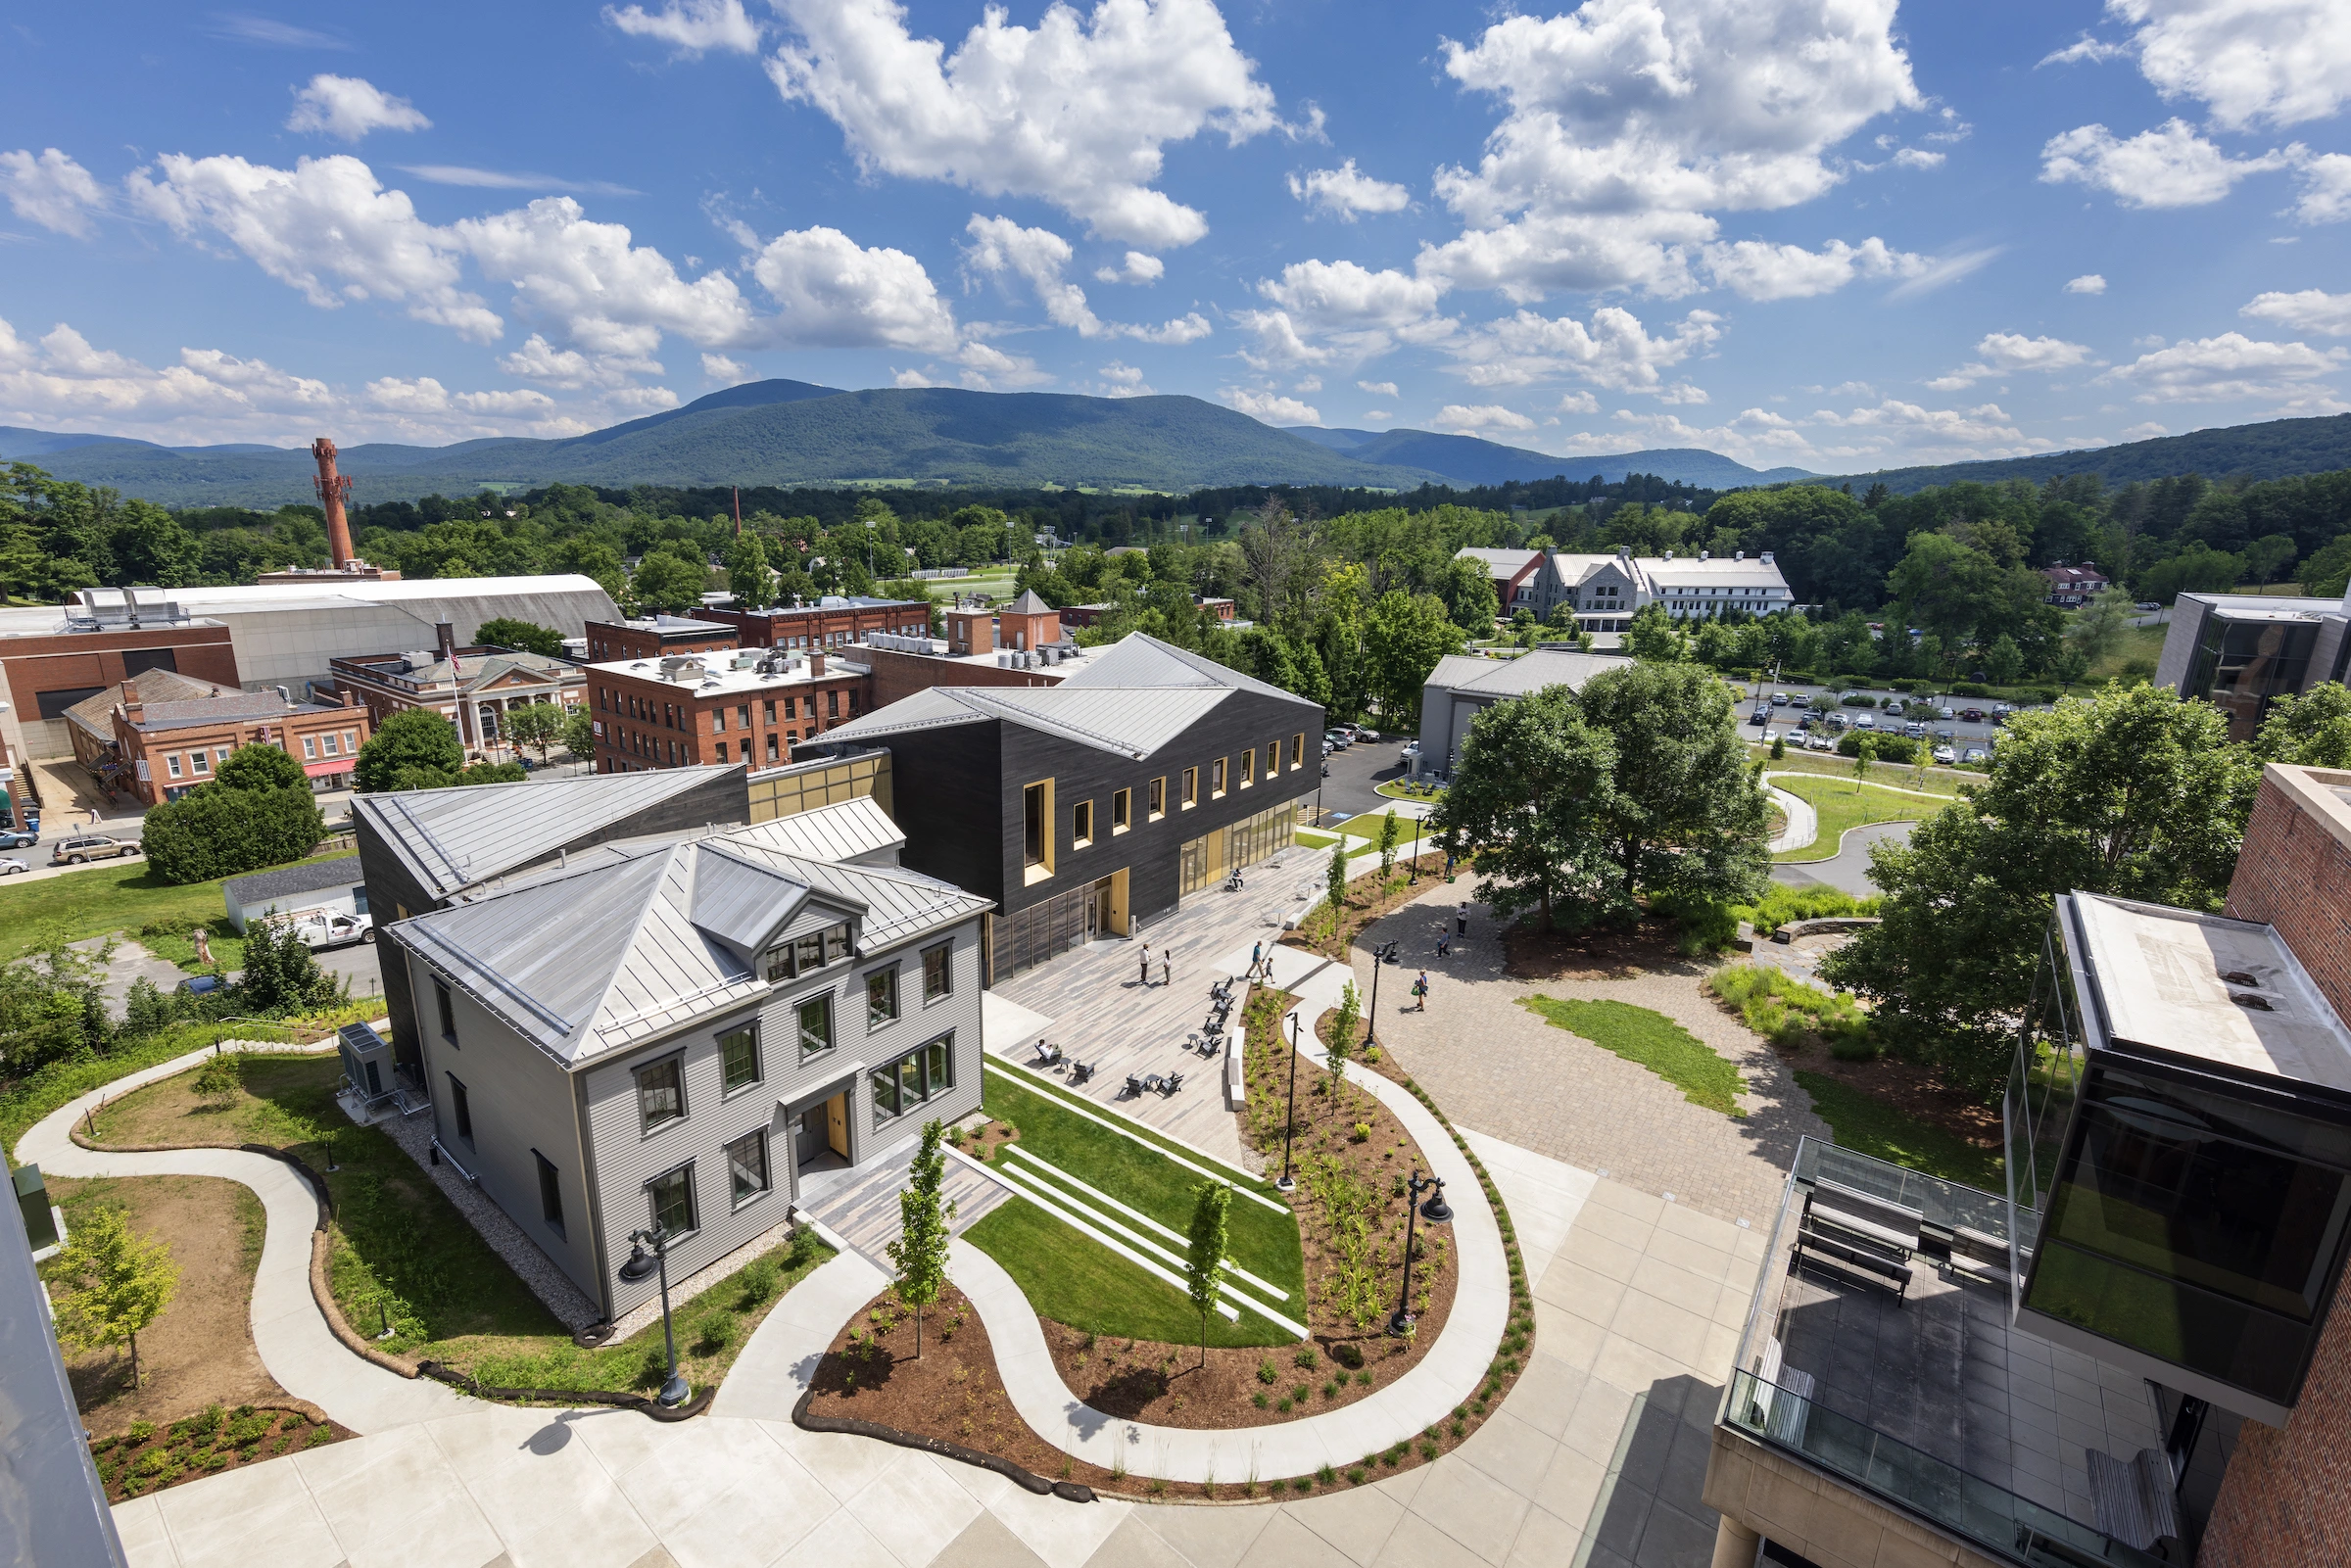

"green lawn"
[1518, 996, 1747, 1117]
[966, 1067, 1304, 1348]
[0, 853, 358, 967]
[1751, 748, 1979, 791]
[2084, 623, 2168, 684]
[1772, 776, 1956, 863]
[1794, 1070, 2003, 1189]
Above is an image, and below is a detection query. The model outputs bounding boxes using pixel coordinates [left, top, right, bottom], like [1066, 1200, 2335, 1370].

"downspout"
[570, 1067, 611, 1324]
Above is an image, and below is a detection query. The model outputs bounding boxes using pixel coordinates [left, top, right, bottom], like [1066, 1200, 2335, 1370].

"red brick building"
[2041, 563, 2111, 606]
[580, 614, 738, 663]
[701, 595, 932, 654]
[63, 670, 371, 803]
[589, 648, 870, 773]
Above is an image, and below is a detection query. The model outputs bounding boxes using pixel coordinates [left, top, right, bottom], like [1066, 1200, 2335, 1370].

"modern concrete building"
[1705, 761, 2351, 1566]
[1415, 648, 1633, 775]
[380, 805, 989, 1327]
[2153, 591, 2350, 741]
[62, 669, 370, 803]
[330, 624, 585, 755]
[1459, 546, 1796, 631]
[813, 632, 1323, 979]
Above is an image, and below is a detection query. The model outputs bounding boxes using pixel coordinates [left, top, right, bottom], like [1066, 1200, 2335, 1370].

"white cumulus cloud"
[1358, 380, 1398, 398]
[1097, 360, 1154, 397]
[2107, 0, 2351, 131]
[766, 0, 1277, 249]
[498, 334, 663, 390]
[1928, 332, 2097, 390]
[1445, 306, 1721, 393]
[285, 75, 431, 141]
[701, 353, 749, 382]
[2297, 153, 2351, 223]
[1431, 404, 1536, 437]
[1699, 237, 1927, 301]
[1220, 387, 1319, 424]
[1287, 160, 1410, 219]
[964, 214, 1210, 343]
[1420, 0, 1922, 300]
[748, 225, 961, 352]
[2243, 288, 2351, 336]
[1093, 251, 1164, 284]
[604, 0, 761, 54]
[454, 196, 756, 355]
[2066, 273, 2108, 294]
[0, 147, 106, 237]
[2100, 331, 2348, 405]
[2040, 119, 2291, 207]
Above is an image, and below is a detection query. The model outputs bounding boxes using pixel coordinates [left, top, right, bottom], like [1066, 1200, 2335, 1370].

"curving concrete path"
[18, 1040, 467, 1433]
[1761, 781, 1816, 854]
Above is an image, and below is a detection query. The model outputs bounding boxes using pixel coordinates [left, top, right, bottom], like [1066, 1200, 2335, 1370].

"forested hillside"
[1820, 413, 2351, 495]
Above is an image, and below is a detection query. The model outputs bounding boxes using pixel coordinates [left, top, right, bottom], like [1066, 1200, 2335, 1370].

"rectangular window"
[299, 736, 315, 760]
[798, 994, 834, 1060]
[712, 708, 727, 733]
[922, 941, 952, 1001]
[1266, 741, 1279, 780]
[534, 1150, 564, 1234]
[871, 1033, 955, 1128]
[737, 704, 750, 730]
[647, 1164, 696, 1238]
[828, 690, 840, 718]
[1239, 749, 1254, 786]
[1181, 767, 1197, 808]
[1148, 777, 1166, 820]
[1290, 733, 1304, 769]
[1073, 798, 1094, 848]
[448, 1073, 473, 1143]
[216, 746, 233, 767]
[1112, 787, 1130, 833]
[866, 967, 898, 1029]
[765, 734, 779, 762]
[165, 753, 183, 779]
[635, 1056, 685, 1132]
[1023, 779, 1055, 880]
[434, 979, 457, 1042]
[190, 750, 211, 776]
[762, 699, 776, 724]
[726, 1129, 771, 1208]
[720, 1024, 760, 1094]
[1212, 757, 1227, 797]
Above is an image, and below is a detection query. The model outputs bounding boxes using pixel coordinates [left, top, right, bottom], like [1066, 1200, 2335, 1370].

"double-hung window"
[190, 750, 211, 777]
[922, 942, 952, 1002]
[866, 967, 898, 1029]
[765, 921, 851, 981]
[647, 1163, 696, 1238]
[725, 1129, 770, 1208]
[798, 994, 834, 1060]
[719, 1025, 760, 1095]
[870, 1033, 954, 1128]
[635, 1056, 685, 1132]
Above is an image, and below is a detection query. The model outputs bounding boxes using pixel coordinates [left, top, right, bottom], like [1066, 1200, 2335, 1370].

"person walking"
[1162, 951, 1173, 987]
[1436, 931, 1451, 959]
[1140, 942, 1153, 985]
[1413, 971, 1429, 1011]
[1455, 901, 1469, 938]
[1250, 939, 1262, 975]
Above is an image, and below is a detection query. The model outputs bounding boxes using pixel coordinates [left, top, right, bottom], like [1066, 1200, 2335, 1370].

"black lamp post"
[618, 1226, 690, 1406]
[1365, 940, 1399, 1048]
[1388, 1170, 1451, 1338]
[1276, 1012, 1303, 1192]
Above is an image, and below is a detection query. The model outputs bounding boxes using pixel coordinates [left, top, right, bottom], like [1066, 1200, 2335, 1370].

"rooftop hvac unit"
[997, 652, 1012, 668]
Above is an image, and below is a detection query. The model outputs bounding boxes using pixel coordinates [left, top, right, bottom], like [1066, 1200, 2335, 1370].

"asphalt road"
[1307, 729, 1416, 820]
[1738, 677, 2036, 760]
[1772, 821, 1914, 898]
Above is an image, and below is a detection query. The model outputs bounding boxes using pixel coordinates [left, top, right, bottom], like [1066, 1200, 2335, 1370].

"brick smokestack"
[312, 437, 355, 570]
[436, 621, 457, 663]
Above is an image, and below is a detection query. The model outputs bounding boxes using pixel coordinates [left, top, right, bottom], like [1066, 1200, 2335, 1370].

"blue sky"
[3, 0, 2347, 474]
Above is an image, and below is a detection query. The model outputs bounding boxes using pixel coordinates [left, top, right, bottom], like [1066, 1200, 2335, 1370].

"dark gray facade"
[2155, 593, 2351, 741]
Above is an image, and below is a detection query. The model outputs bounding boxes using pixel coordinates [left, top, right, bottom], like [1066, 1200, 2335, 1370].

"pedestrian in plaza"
[1250, 939, 1262, 974]
[1456, 901, 1469, 938]
[1413, 971, 1429, 1011]
[1436, 931, 1451, 959]
[1163, 951, 1173, 987]
[1140, 942, 1152, 985]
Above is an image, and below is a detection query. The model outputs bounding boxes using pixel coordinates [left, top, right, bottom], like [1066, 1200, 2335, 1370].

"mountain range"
[1813, 413, 2351, 495]
[0, 380, 1813, 508]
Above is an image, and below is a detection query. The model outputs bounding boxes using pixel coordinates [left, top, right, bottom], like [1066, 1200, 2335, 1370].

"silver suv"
[51, 833, 139, 866]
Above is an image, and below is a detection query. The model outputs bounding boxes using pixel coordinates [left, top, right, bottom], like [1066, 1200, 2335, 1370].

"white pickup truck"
[265, 907, 376, 950]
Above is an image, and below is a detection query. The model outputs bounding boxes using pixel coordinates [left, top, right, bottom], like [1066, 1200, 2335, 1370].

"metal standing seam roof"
[394, 830, 990, 1066]
[354, 764, 744, 899]
[724, 797, 903, 862]
[1424, 648, 1633, 699]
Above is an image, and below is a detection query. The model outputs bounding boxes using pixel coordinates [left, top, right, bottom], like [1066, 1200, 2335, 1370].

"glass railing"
[1725, 1370, 2163, 1568]
[1797, 1137, 2012, 1241]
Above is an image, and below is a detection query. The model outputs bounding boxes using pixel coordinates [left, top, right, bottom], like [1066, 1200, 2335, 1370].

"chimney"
[121, 678, 143, 726]
[1760, 550, 1776, 565]
[808, 650, 827, 679]
[312, 438, 355, 570]
[436, 621, 456, 663]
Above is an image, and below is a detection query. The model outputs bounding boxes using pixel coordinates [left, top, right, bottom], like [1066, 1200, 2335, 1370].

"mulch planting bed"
[1502, 914, 1706, 980]
[1768, 1029, 2003, 1150]
[90, 1403, 352, 1502]
[1284, 852, 1449, 959]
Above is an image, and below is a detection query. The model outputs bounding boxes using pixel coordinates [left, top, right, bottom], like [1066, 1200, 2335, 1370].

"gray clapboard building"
[380, 798, 988, 1325]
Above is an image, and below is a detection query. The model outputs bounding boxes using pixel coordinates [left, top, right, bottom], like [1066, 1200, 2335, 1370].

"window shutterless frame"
[922, 941, 952, 1003]
[725, 1128, 770, 1209]
[1112, 787, 1130, 832]
[646, 1161, 696, 1238]
[798, 993, 835, 1061]
[634, 1054, 686, 1133]
[866, 966, 899, 1030]
[719, 1024, 760, 1095]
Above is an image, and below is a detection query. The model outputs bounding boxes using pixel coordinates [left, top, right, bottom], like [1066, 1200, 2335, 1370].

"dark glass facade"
[2183, 614, 2319, 741]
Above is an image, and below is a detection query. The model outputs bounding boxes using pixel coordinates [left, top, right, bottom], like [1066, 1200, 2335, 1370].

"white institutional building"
[1458, 546, 1797, 632]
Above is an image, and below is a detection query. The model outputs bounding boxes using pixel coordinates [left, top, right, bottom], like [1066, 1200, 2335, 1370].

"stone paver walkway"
[1335, 882, 1832, 1227]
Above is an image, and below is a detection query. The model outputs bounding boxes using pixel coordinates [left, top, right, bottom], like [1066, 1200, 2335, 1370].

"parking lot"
[1737, 678, 2036, 764]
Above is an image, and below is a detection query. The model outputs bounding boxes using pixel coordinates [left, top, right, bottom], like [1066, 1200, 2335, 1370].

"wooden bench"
[1795, 1220, 1911, 1302]
[2088, 1448, 2183, 1559]
[1806, 1179, 1923, 1259]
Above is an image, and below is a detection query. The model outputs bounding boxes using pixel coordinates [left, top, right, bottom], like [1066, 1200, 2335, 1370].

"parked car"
[1323, 731, 1351, 750]
[1770, 691, 1789, 706]
[0, 856, 26, 876]
[1962, 747, 1988, 765]
[0, 827, 36, 849]
[1936, 728, 1956, 743]
[51, 833, 138, 866]
[1808, 733, 1837, 752]
[1932, 745, 1956, 764]
[1762, 729, 1783, 746]
[2135, 601, 2161, 612]
[1884, 698, 1905, 716]
[1825, 713, 1849, 733]
[1902, 722, 1925, 738]
[264, 907, 376, 950]
[177, 974, 225, 997]
[1853, 714, 1876, 730]
[1937, 706, 1955, 720]
[1959, 707, 1986, 723]
[1991, 702, 2013, 717]
[1749, 707, 1769, 726]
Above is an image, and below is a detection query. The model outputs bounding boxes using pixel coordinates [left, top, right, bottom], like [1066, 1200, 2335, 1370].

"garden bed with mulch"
[90, 1402, 352, 1502]
[1284, 851, 1449, 959]
[1502, 912, 1708, 980]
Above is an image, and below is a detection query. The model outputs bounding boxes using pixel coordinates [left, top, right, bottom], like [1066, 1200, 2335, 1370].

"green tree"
[727, 531, 772, 609]
[1575, 662, 1771, 918]
[356, 708, 464, 792]
[559, 703, 596, 759]
[2065, 588, 2137, 672]
[2242, 533, 2297, 588]
[1822, 684, 2254, 1096]
[631, 551, 710, 614]
[1851, 735, 1876, 791]
[1622, 602, 1689, 662]
[50, 1206, 180, 1389]
[1363, 590, 1465, 730]
[1984, 634, 2025, 687]
[503, 701, 565, 762]
[1377, 809, 1402, 879]
[140, 779, 326, 884]
[1327, 980, 1361, 1093]
[1182, 1181, 1231, 1371]
[1429, 686, 1619, 932]
[2297, 534, 2351, 598]
[472, 617, 564, 657]
[238, 916, 341, 1015]
[885, 1118, 955, 1357]
[2254, 684, 2351, 767]
[213, 741, 307, 792]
